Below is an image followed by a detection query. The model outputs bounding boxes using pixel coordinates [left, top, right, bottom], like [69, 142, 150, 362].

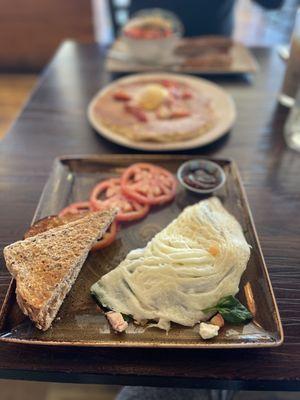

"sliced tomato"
[91, 221, 117, 251]
[124, 104, 148, 122]
[124, 27, 143, 39]
[121, 163, 177, 206]
[113, 90, 131, 101]
[170, 107, 191, 118]
[90, 178, 149, 222]
[124, 26, 171, 40]
[161, 81, 182, 99]
[161, 79, 179, 88]
[59, 201, 93, 217]
[182, 90, 193, 99]
[143, 29, 162, 39]
[161, 80, 193, 100]
[156, 104, 190, 119]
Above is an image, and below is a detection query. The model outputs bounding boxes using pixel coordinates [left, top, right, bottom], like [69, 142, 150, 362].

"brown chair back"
[0, 0, 94, 71]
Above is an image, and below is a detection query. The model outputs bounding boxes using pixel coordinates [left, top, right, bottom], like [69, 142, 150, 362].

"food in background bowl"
[123, 16, 173, 40]
[122, 9, 183, 63]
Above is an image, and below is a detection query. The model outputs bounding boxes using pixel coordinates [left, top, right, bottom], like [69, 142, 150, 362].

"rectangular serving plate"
[0, 155, 283, 348]
[106, 39, 259, 75]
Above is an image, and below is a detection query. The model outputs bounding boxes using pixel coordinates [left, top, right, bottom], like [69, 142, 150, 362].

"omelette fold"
[91, 197, 250, 331]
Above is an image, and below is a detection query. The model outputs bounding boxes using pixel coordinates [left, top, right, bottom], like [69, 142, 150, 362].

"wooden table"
[0, 41, 299, 390]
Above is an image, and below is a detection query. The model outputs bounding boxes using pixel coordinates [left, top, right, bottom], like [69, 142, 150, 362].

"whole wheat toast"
[4, 209, 117, 331]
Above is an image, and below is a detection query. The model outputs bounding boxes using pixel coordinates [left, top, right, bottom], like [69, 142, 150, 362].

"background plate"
[0, 155, 283, 348]
[106, 38, 259, 75]
[87, 73, 236, 151]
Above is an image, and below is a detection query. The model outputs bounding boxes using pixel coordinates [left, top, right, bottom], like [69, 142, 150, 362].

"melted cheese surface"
[91, 197, 250, 331]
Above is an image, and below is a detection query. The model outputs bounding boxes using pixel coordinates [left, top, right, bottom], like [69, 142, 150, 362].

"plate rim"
[87, 72, 236, 151]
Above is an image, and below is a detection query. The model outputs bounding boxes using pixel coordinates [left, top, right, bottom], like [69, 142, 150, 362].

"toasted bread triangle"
[4, 209, 117, 330]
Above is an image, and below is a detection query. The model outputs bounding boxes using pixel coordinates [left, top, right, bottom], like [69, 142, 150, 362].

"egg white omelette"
[91, 197, 250, 331]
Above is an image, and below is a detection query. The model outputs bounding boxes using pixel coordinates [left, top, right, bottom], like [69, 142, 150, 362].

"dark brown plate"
[106, 38, 259, 75]
[0, 155, 283, 348]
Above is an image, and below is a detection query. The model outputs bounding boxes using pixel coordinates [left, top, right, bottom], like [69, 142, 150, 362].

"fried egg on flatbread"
[93, 79, 215, 143]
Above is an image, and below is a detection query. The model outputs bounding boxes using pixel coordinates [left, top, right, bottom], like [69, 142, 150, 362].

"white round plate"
[87, 73, 236, 151]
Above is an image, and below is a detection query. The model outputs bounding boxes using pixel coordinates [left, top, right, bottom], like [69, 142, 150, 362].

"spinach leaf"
[122, 313, 133, 323]
[204, 295, 252, 324]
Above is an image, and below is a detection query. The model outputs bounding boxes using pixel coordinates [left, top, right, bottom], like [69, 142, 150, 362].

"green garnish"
[204, 295, 252, 324]
[121, 313, 133, 323]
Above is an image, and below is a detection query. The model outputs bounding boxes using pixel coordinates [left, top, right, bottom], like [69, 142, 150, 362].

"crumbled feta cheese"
[199, 322, 220, 340]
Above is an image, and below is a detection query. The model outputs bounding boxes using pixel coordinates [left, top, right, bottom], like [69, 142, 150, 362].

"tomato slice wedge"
[90, 178, 149, 222]
[161, 80, 193, 100]
[113, 90, 131, 101]
[120, 163, 177, 205]
[124, 104, 148, 122]
[59, 201, 93, 217]
[91, 220, 118, 251]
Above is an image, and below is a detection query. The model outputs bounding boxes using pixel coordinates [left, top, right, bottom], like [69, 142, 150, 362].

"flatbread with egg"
[92, 78, 215, 143]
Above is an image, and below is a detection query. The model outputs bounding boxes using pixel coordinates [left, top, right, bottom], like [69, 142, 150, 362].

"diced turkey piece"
[210, 313, 225, 328]
[106, 311, 128, 332]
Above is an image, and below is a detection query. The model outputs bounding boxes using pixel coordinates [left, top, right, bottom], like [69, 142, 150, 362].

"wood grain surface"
[0, 1, 93, 71]
[0, 41, 299, 390]
[0, 74, 36, 138]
